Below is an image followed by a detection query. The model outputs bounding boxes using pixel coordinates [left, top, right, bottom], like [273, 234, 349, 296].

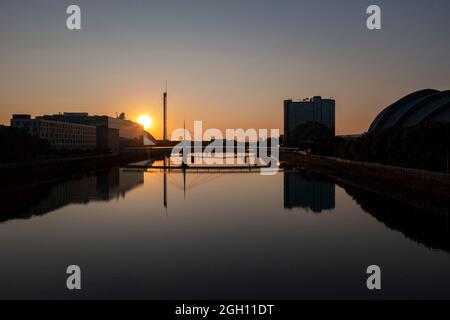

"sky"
[1, 0, 449, 138]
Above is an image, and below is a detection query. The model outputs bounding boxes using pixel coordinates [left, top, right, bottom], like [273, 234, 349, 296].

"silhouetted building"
[283, 171, 335, 213]
[37, 112, 156, 150]
[11, 114, 97, 150]
[337, 134, 362, 141]
[284, 96, 335, 143]
[369, 89, 450, 132]
[97, 125, 120, 153]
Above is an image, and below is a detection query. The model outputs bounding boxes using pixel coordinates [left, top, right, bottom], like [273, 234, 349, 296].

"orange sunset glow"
[137, 115, 153, 130]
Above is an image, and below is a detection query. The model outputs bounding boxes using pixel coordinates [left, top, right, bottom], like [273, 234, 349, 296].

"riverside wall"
[0, 148, 171, 186]
[281, 151, 450, 206]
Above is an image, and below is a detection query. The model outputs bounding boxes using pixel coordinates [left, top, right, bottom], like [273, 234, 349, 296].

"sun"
[137, 115, 152, 129]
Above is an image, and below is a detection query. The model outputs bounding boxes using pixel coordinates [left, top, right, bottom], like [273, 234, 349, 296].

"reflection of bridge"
[126, 165, 271, 171]
[155, 158, 268, 210]
[147, 164, 334, 214]
[124, 154, 274, 171]
[126, 154, 278, 210]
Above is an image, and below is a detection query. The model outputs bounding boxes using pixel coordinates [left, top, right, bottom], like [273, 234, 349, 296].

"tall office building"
[284, 96, 335, 143]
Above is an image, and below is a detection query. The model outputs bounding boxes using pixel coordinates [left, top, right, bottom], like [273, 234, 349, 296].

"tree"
[0, 126, 51, 163]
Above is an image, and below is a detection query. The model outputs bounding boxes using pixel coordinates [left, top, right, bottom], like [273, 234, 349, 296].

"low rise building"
[38, 112, 156, 149]
[11, 114, 97, 150]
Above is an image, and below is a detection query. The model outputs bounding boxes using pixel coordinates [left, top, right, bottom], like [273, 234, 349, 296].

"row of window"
[13, 120, 96, 133]
[12, 121, 96, 148]
[23, 128, 95, 141]
[13, 121, 37, 127]
[41, 120, 95, 131]
[39, 133, 96, 140]
[40, 128, 94, 135]
[49, 139, 96, 145]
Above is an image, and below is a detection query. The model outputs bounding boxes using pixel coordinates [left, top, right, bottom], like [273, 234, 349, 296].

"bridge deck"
[124, 165, 270, 170]
[124, 164, 272, 170]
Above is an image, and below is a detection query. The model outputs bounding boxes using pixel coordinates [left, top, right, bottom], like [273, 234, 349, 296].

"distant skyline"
[1, 0, 450, 138]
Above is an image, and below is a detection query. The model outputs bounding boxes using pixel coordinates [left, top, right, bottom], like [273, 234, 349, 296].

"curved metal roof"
[368, 89, 450, 132]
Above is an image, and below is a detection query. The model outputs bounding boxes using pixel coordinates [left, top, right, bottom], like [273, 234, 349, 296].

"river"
[0, 165, 449, 299]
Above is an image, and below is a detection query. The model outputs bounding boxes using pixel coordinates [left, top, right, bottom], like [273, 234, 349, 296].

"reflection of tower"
[183, 165, 186, 199]
[163, 86, 167, 141]
[162, 157, 187, 208]
[283, 171, 335, 213]
[163, 157, 168, 208]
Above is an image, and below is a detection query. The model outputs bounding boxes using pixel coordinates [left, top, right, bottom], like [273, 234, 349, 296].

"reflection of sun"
[137, 115, 152, 129]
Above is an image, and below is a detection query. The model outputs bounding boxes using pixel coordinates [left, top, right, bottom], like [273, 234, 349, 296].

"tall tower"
[163, 87, 167, 141]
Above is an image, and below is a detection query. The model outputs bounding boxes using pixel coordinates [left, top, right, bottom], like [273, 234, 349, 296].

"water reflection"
[0, 168, 143, 223]
[343, 184, 450, 253]
[0, 167, 450, 299]
[2, 167, 448, 256]
[283, 170, 335, 213]
[283, 170, 450, 253]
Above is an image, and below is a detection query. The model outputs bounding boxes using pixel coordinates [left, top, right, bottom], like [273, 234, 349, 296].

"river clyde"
[0, 166, 449, 299]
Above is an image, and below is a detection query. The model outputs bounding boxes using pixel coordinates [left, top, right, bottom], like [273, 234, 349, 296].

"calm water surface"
[0, 166, 449, 299]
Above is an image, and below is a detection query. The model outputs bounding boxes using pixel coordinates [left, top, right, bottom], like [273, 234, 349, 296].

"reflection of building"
[284, 96, 335, 143]
[96, 167, 145, 200]
[369, 89, 450, 132]
[283, 171, 335, 213]
[12, 168, 144, 218]
[11, 114, 97, 150]
[343, 184, 450, 253]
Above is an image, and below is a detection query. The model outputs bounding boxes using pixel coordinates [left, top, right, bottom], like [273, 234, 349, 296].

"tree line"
[287, 121, 450, 173]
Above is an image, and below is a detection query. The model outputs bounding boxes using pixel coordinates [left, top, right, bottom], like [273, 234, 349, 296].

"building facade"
[284, 96, 335, 143]
[96, 126, 120, 153]
[368, 89, 450, 132]
[37, 113, 156, 149]
[11, 115, 97, 150]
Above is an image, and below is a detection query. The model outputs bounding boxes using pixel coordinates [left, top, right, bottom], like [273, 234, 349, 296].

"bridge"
[124, 151, 276, 171]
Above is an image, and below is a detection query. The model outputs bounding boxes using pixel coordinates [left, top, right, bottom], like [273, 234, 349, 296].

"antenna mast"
[163, 82, 168, 141]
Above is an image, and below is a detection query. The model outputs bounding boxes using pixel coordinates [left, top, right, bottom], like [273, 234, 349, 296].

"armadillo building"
[369, 89, 450, 132]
